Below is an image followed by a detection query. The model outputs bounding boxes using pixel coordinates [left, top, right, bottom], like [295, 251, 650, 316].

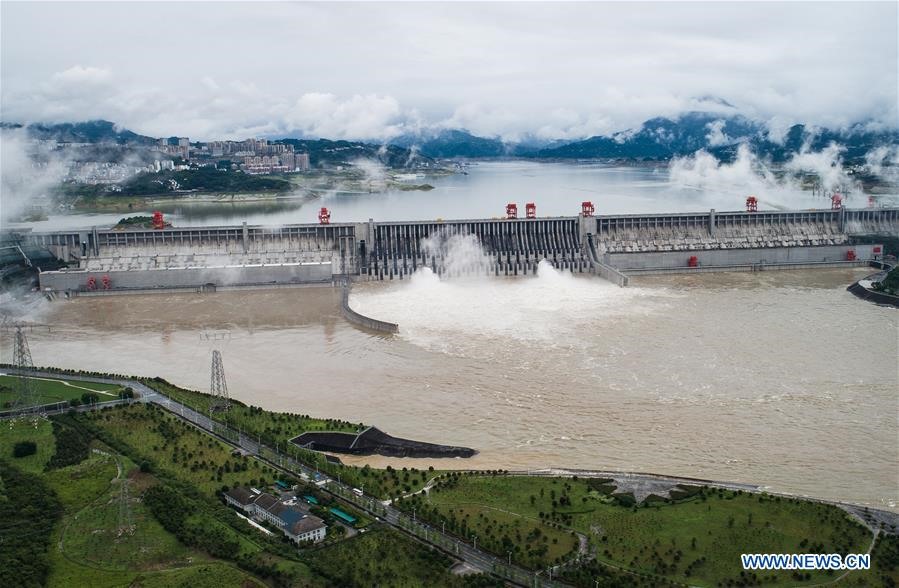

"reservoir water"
[10, 160, 898, 231]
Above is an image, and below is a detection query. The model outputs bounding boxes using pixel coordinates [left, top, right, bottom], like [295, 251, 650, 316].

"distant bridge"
[6, 206, 896, 294]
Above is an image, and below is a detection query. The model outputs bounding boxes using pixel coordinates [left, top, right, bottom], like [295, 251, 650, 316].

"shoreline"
[847, 264, 899, 308]
[2, 365, 897, 520]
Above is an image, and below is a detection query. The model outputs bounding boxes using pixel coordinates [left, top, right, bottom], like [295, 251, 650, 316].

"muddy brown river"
[4, 267, 897, 510]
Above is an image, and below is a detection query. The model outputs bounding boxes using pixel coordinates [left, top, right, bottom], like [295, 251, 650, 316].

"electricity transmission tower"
[210, 349, 230, 412]
[11, 326, 38, 415]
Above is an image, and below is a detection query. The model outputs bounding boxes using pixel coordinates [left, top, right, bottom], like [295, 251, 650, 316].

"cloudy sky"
[1, 1, 896, 141]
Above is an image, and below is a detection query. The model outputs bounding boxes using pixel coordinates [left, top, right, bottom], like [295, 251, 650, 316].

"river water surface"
[7, 267, 897, 510]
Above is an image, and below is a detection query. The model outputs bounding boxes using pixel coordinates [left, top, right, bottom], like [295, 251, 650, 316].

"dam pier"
[7, 206, 897, 296]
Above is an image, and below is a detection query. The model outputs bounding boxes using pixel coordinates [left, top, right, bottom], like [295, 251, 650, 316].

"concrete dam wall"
[593, 208, 897, 273]
[363, 217, 593, 279]
[16, 206, 897, 295]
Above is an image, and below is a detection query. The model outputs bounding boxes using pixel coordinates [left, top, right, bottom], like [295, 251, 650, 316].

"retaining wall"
[847, 282, 899, 307]
[340, 284, 398, 334]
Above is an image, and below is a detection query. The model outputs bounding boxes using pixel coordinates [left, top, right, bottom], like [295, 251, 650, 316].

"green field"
[0, 417, 56, 472]
[305, 526, 498, 587]
[398, 474, 879, 587]
[0, 419, 265, 588]
[0, 412, 312, 587]
[0, 374, 123, 409]
[85, 403, 282, 495]
[144, 377, 440, 499]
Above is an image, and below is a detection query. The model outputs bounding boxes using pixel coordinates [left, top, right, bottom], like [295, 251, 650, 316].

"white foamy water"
[353, 261, 668, 354]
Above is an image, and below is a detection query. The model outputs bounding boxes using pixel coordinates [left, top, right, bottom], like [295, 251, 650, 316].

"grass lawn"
[130, 562, 268, 587]
[403, 474, 877, 586]
[144, 378, 438, 499]
[37, 450, 187, 587]
[398, 474, 580, 569]
[305, 525, 489, 587]
[0, 374, 123, 409]
[86, 403, 281, 496]
[0, 418, 56, 472]
[44, 453, 119, 511]
[144, 378, 361, 436]
[60, 456, 194, 572]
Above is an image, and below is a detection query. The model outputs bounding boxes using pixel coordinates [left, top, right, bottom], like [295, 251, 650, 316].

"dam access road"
[2, 367, 896, 588]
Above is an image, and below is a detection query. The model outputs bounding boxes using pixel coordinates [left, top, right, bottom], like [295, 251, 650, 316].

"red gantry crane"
[318, 207, 331, 224]
[525, 202, 536, 219]
[152, 211, 165, 230]
[581, 201, 595, 216]
[505, 203, 518, 219]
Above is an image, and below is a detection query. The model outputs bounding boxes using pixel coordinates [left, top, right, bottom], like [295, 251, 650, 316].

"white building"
[224, 487, 327, 544]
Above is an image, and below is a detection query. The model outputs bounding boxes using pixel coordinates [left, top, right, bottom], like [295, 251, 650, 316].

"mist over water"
[353, 236, 665, 352]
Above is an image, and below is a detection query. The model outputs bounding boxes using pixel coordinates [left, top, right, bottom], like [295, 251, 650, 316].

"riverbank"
[67, 189, 316, 212]
[847, 264, 899, 308]
[60, 167, 450, 215]
[2, 366, 897, 587]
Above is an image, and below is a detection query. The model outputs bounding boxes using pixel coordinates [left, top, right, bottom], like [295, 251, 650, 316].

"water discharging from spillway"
[359, 229, 660, 348]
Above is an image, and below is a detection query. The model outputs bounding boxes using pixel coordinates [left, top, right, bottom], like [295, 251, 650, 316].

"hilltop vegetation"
[0, 460, 63, 587]
[274, 138, 433, 169]
[0, 406, 482, 588]
[535, 113, 899, 165]
[2, 120, 156, 145]
[59, 166, 292, 199]
[396, 473, 881, 587]
[875, 266, 899, 295]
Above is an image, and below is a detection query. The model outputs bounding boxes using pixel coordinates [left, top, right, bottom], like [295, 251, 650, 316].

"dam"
[9, 206, 898, 295]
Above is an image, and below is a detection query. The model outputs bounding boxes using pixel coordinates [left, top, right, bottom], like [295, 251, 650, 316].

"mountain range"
[394, 113, 897, 165]
[4, 114, 897, 167]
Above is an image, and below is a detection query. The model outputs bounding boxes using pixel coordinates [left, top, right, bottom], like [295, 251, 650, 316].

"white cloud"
[705, 120, 729, 147]
[784, 142, 856, 191]
[51, 65, 111, 85]
[864, 145, 899, 183]
[1, 2, 895, 141]
[0, 128, 71, 223]
[283, 93, 405, 140]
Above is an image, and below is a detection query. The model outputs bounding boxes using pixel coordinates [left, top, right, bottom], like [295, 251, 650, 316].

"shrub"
[12, 441, 37, 458]
[46, 419, 91, 470]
